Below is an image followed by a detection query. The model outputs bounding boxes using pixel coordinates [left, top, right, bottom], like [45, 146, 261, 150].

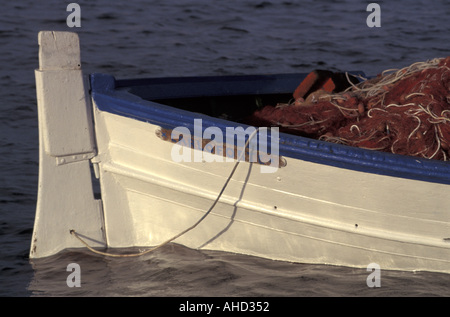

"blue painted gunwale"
[90, 73, 450, 185]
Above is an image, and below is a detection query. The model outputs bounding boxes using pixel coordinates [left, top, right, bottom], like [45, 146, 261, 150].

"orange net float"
[246, 56, 450, 161]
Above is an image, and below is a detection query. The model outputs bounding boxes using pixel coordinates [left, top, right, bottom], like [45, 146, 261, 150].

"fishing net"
[246, 57, 450, 160]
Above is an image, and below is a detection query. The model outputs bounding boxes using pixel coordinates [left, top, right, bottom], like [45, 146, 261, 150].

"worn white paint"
[92, 109, 450, 273]
[31, 31, 450, 274]
[30, 31, 105, 258]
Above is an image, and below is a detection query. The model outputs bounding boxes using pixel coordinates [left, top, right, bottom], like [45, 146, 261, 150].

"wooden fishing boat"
[30, 31, 450, 274]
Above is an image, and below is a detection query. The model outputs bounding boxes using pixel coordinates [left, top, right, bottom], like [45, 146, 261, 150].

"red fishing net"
[246, 57, 450, 160]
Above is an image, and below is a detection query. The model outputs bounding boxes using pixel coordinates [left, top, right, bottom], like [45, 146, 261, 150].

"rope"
[70, 128, 261, 257]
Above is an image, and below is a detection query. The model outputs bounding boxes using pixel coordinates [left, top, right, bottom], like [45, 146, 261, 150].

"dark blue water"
[1, 0, 449, 297]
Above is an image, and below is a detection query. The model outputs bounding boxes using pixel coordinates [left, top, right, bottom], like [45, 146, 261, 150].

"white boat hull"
[30, 31, 450, 274]
[93, 109, 450, 273]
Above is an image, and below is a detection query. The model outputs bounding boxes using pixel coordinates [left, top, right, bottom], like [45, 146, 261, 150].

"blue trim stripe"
[90, 73, 450, 185]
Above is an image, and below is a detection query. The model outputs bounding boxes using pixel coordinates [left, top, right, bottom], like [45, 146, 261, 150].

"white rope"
[71, 128, 261, 257]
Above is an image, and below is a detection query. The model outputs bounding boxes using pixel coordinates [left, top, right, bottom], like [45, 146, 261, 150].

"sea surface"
[1, 0, 449, 297]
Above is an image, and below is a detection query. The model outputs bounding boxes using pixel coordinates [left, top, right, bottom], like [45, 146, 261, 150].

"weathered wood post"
[31, 31, 105, 258]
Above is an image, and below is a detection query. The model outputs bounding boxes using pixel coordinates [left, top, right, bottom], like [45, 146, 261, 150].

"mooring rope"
[70, 128, 261, 257]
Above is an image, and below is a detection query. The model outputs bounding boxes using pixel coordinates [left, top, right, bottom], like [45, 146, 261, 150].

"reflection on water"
[28, 244, 450, 297]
